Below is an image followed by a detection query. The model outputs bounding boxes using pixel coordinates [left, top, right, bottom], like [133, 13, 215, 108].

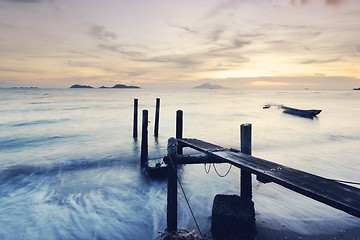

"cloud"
[168, 23, 198, 34]
[97, 44, 142, 57]
[0, 67, 32, 73]
[249, 81, 293, 86]
[0, 0, 41, 2]
[324, 0, 346, 7]
[138, 54, 200, 68]
[313, 73, 326, 77]
[300, 57, 340, 64]
[289, 0, 311, 6]
[208, 26, 226, 42]
[66, 60, 97, 68]
[208, 38, 251, 54]
[289, 0, 347, 7]
[356, 45, 360, 54]
[88, 24, 117, 41]
[206, 0, 240, 17]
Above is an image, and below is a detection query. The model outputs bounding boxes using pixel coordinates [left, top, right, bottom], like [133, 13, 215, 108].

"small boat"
[281, 105, 321, 117]
[263, 104, 271, 109]
[354, 88, 360, 90]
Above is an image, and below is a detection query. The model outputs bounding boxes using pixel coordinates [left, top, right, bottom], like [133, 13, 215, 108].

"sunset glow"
[0, 0, 359, 89]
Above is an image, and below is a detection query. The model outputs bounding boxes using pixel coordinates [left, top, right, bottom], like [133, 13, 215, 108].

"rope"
[168, 154, 203, 238]
[212, 163, 232, 177]
[204, 163, 211, 174]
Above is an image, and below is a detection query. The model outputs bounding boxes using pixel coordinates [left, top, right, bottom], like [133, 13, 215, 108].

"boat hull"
[281, 106, 321, 117]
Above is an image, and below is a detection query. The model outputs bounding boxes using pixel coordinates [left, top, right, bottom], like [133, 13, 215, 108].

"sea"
[0, 88, 359, 240]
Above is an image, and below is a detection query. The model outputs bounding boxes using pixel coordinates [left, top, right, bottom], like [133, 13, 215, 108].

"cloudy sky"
[0, 0, 359, 89]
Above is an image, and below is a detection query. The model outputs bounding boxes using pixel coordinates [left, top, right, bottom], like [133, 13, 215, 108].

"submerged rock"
[211, 194, 256, 240]
[157, 229, 210, 240]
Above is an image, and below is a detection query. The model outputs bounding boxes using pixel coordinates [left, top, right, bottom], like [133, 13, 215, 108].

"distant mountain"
[194, 83, 224, 89]
[112, 84, 140, 89]
[70, 84, 93, 88]
[100, 84, 140, 89]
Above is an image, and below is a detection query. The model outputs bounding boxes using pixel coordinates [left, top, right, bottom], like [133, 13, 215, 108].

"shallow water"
[0, 88, 359, 239]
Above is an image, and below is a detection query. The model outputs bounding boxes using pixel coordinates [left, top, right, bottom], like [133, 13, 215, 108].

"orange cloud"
[249, 81, 321, 87]
[249, 81, 292, 86]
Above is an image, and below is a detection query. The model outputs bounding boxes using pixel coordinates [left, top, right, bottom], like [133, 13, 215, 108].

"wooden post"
[176, 110, 183, 155]
[141, 109, 148, 167]
[133, 99, 138, 138]
[240, 123, 252, 199]
[154, 98, 160, 137]
[167, 137, 178, 232]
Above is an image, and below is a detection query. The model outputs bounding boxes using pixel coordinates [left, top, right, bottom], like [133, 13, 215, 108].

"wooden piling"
[167, 137, 178, 232]
[154, 98, 160, 137]
[176, 110, 183, 155]
[141, 109, 148, 167]
[133, 99, 138, 138]
[240, 123, 252, 199]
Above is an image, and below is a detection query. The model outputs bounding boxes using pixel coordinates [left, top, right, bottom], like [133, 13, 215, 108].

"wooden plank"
[178, 138, 226, 152]
[178, 138, 360, 218]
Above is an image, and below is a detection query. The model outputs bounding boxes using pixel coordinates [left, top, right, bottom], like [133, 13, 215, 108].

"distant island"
[99, 84, 140, 89]
[70, 84, 93, 88]
[194, 83, 224, 89]
[10, 87, 38, 89]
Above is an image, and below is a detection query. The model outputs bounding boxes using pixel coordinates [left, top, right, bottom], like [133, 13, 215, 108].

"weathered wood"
[164, 154, 224, 165]
[140, 110, 148, 167]
[133, 99, 138, 138]
[167, 137, 178, 232]
[240, 123, 252, 199]
[177, 138, 224, 153]
[177, 138, 360, 218]
[176, 110, 183, 155]
[154, 98, 160, 137]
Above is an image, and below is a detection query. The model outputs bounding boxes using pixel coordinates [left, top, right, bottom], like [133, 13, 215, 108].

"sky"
[0, 0, 359, 89]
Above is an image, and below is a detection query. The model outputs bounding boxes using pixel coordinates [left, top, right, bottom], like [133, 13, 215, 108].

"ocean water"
[0, 88, 359, 239]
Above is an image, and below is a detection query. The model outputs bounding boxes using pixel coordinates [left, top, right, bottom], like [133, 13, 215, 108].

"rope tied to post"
[167, 137, 203, 238]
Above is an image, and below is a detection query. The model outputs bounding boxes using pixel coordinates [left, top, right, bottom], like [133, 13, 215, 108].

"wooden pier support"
[167, 137, 178, 232]
[133, 99, 138, 138]
[154, 98, 160, 137]
[241, 123, 252, 199]
[176, 110, 183, 155]
[141, 109, 148, 167]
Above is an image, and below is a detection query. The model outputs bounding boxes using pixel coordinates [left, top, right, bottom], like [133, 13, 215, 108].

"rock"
[70, 84, 93, 88]
[112, 84, 140, 89]
[194, 83, 224, 89]
[98, 84, 140, 89]
[157, 229, 210, 240]
[211, 194, 256, 240]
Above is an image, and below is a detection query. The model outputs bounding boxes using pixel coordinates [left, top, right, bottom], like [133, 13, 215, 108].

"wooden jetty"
[177, 137, 360, 218]
[136, 102, 360, 238]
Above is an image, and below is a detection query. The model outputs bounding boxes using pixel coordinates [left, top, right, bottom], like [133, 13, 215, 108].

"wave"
[11, 118, 69, 127]
[0, 157, 125, 185]
[29, 102, 52, 104]
[0, 136, 66, 150]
